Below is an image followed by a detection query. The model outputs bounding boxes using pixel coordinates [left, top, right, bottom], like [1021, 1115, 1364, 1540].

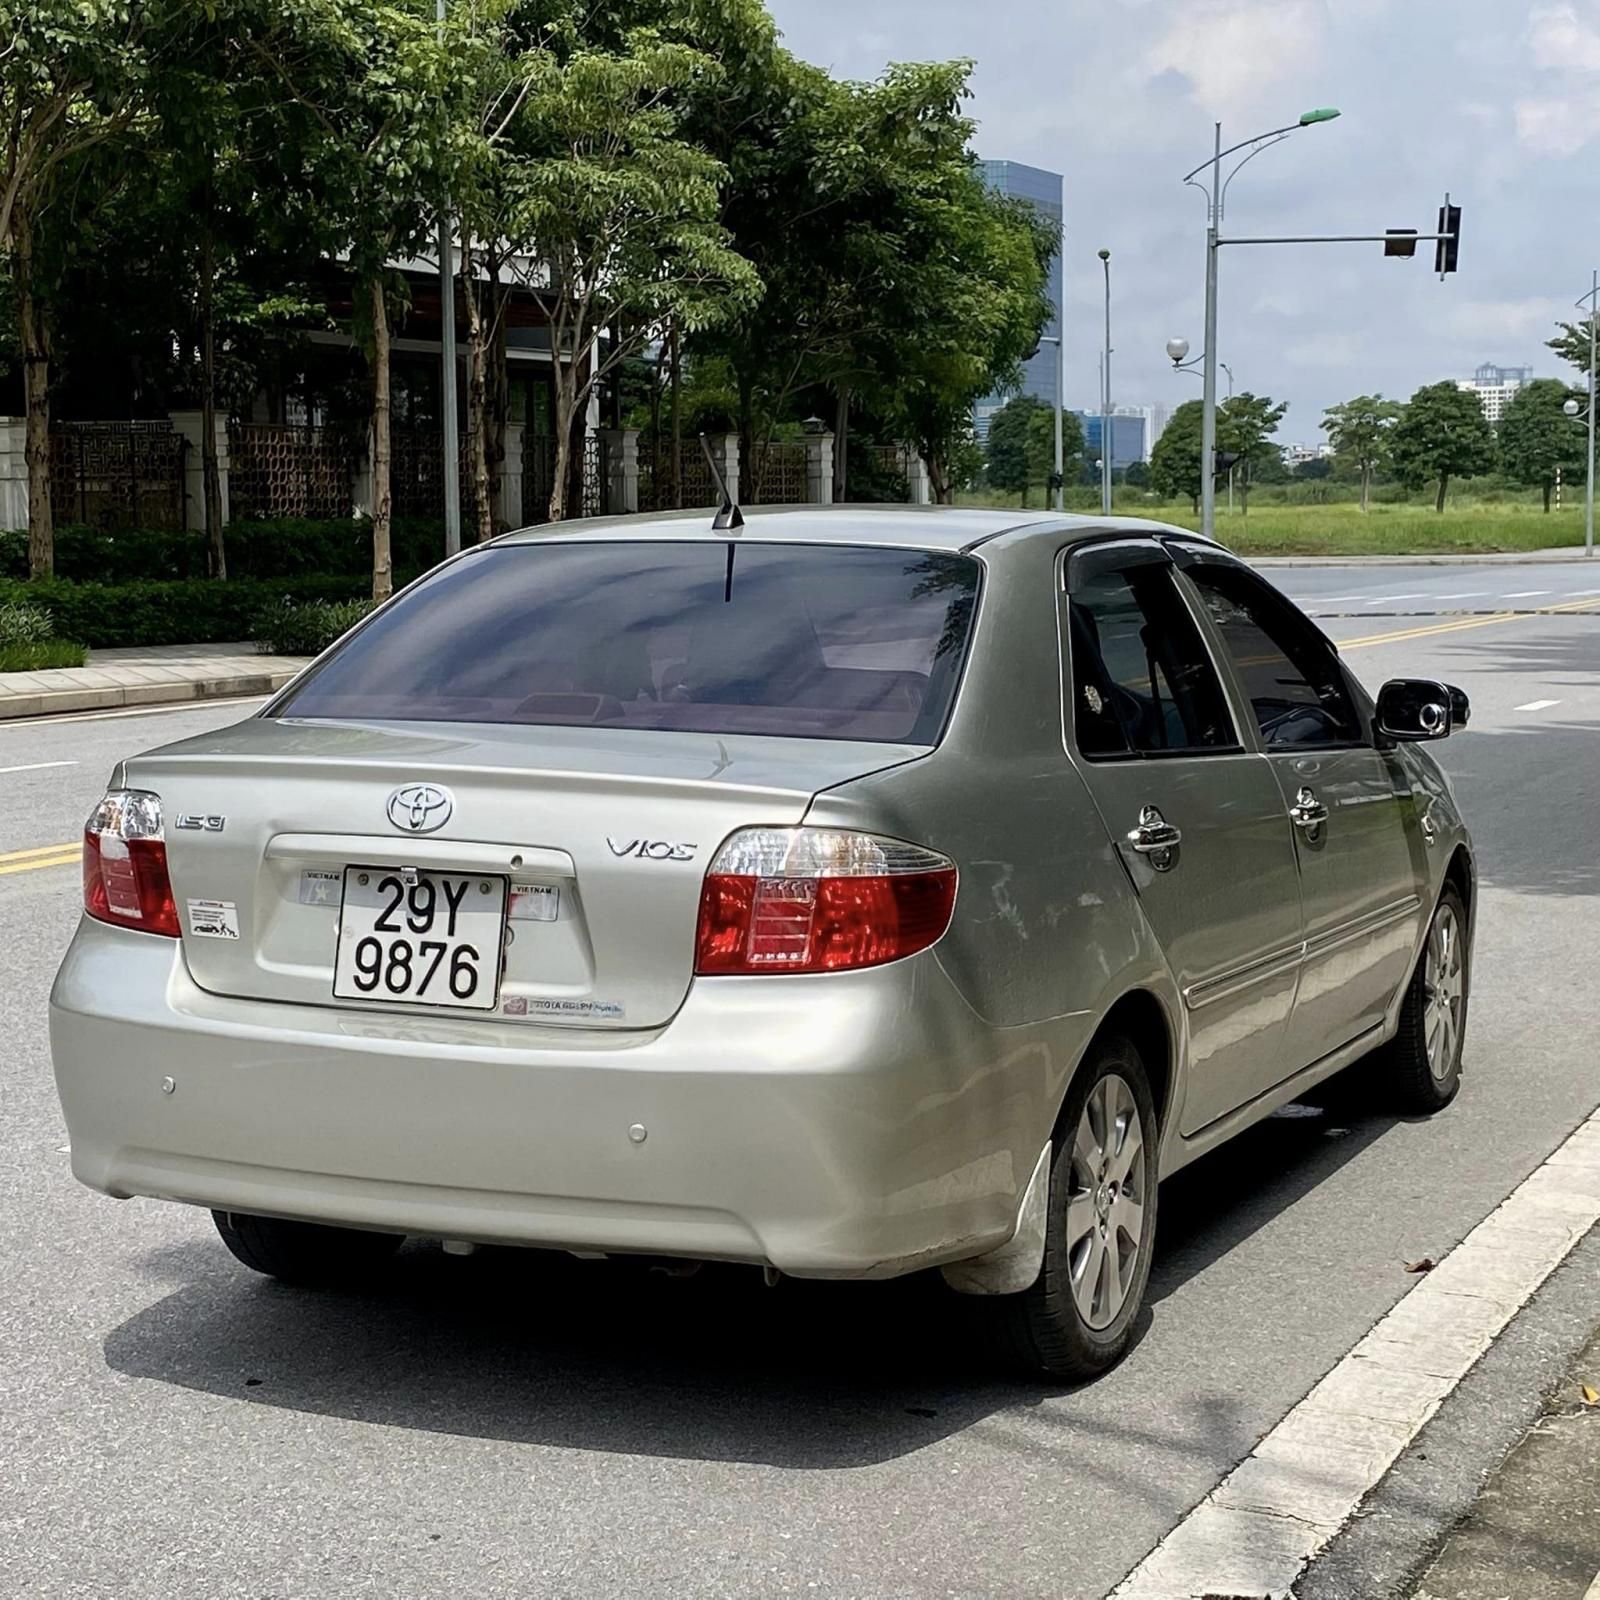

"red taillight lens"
[83, 789, 179, 938]
[694, 828, 957, 976]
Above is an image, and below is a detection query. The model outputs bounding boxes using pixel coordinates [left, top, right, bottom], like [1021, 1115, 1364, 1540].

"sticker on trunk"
[299, 869, 342, 906]
[506, 996, 625, 1020]
[509, 884, 560, 923]
[187, 898, 240, 940]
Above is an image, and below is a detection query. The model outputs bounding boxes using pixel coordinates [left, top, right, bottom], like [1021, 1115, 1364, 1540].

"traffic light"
[1213, 451, 1243, 482]
[1435, 202, 1461, 275]
[1384, 229, 1418, 258]
[1046, 470, 1064, 492]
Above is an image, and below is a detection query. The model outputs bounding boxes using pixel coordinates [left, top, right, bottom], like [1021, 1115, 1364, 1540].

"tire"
[212, 1210, 404, 1286]
[1382, 885, 1470, 1115]
[987, 1035, 1159, 1381]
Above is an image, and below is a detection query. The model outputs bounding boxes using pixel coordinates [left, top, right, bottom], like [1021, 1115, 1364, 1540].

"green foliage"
[1547, 316, 1599, 376]
[0, 638, 89, 670]
[1216, 391, 1288, 511]
[0, 599, 56, 645]
[1321, 394, 1402, 511]
[1390, 381, 1499, 511]
[1497, 378, 1587, 510]
[251, 595, 377, 655]
[0, 518, 446, 582]
[985, 396, 1046, 504]
[1124, 459, 1151, 489]
[1149, 399, 1205, 509]
[0, 573, 372, 647]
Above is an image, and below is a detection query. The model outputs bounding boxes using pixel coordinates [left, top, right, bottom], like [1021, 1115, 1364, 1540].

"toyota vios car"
[51, 508, 1474, 1378]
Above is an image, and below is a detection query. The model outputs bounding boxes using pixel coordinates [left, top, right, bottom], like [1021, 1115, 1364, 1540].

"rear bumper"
[50, 919, 1064, 1279]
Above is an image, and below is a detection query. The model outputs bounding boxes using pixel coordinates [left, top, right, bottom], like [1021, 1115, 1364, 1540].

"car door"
[1174, 551, 1424, 1069]
[1061, 540, 1306, 1136]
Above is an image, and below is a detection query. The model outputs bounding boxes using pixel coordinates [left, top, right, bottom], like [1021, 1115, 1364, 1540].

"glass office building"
[1077, 412, 1150, 473]
[974, 159, 1064, 444]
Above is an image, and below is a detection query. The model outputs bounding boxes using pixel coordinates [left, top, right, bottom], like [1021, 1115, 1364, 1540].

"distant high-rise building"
[1457, 362, 1534, 424]
[1075, 405, 1164, 468]
[974, 159, 1063, 444]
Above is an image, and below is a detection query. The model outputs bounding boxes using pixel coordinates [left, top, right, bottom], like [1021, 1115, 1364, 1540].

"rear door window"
[274, 541, 980, 745]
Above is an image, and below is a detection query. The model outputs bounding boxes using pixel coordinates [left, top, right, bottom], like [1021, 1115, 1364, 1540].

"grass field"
[954, 494, 1589, 556]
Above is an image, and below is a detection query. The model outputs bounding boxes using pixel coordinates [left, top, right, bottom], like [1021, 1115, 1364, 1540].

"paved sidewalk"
[0, 642, 309, 721]
[1409, 1324, 1600, 1600]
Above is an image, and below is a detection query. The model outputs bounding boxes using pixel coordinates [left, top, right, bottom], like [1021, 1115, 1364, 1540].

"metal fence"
[231, 423, 358, 520]
[637, 439, 716, 512]
[745, 442, 807, 505]
[391, 428, 478, 523]
[49, 421, 186, 531]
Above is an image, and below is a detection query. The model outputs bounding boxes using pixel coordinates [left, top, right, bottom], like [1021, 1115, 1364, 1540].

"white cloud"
[1517, 2, 1600, 150]
[1527, 2, 1600, 69]
[1141, 0, 1326, 112]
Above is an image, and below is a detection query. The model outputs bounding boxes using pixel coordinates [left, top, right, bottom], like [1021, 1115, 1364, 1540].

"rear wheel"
[212, 1211, 404, 1286]
[988, 1035, 1158, 1381]
[1383, 886, 1469, 1115]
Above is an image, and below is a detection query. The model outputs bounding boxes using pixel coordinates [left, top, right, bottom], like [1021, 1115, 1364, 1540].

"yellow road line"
[1340, 594, 1600, 651]
[0, 839, 83, 864]
[0, 847, 80, 876]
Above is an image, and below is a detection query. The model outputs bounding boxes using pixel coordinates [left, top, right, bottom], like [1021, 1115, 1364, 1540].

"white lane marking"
[1515, 699, 1561, 712]
[1112, 1106, 1600, 1600]
[0, 760, 77, 775]
[1503, 590, 1551, 599]
[0, 697, 267, 733]
[1436, 591, 1488, 600]
[1298, 595, 1364, 605]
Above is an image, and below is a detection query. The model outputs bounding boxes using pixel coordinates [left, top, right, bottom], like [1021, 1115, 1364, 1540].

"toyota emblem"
[386, 783, 454, 834]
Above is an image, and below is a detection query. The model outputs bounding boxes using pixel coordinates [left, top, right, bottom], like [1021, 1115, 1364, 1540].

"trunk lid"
[127, 716, 923, 1029]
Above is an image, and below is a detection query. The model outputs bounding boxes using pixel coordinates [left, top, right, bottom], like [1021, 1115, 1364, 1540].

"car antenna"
[699, 433, 744, 532]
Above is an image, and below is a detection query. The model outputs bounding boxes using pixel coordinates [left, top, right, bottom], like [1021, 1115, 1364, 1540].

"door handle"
[1127, 805, 1182, 870]
[1289, 787, 1329, 833]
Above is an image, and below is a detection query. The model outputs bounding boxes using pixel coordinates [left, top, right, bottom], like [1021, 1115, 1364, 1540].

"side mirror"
[1376, 678, 1462, 742]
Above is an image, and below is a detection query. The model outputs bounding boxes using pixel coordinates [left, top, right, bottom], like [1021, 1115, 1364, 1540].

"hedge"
[0, 516, 447, 583]
[252, 597, 377, 656]
[0, 573, 378, 648]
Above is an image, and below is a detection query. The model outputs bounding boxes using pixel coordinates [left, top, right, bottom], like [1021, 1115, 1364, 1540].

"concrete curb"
[0, 668, 299, 723]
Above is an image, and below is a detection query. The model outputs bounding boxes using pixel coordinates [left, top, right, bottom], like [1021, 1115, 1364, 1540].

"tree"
[1292, 457, 1332, 480]
[1124, 458, 1150, 490]
[1321, 394, 1402, 512]
[1148, 399, 1204, 510]
[1547, 317, 1599, 378]
[1, 2, 156, 575]
[496, 6, 762, 520]
[1389, 381, 1498, 512]
[985, 394, 1047, 504]
[252, 0, 463, 599]
[1498, 377, 1586, 511]
[1216, 391, 1287, 514]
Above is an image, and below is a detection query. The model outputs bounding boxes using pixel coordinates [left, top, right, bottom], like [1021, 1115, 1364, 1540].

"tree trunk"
[460, 237, 493, 544]
[17, 213, 53, 578]
[487, 259, 509, 535]
[738, 370, 755, 500]
[1543, 481, 1552, 513]
[1360, 464, 1371, 514]
[199, 221, 226, 578]
[369, 274, 393, 600]
[1435, 473, 1448, 514]
[549, 362, 574, 523]
[832, 383, 850, 501]
[669, 320, 681, 509]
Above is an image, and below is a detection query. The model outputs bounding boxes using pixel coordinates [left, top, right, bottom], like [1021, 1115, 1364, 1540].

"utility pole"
[1054, 218, 1066, 513]
[1588, 269, 1596, 559]
[437, 0, 461, 555]
[1099, 249, 1113, 516]
[1200, 123, 1221, 541]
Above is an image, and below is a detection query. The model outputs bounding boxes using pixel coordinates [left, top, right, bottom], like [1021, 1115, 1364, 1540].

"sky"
[763, 0, 1599, 445]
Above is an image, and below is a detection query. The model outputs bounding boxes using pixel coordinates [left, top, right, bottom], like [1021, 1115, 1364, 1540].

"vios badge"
[386, 783, 454, 834]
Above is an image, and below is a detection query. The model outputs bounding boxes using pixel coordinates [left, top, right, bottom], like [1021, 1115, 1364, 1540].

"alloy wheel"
[1065, 1072, 1147, 1330]
[1423, 902, 1465, 1082]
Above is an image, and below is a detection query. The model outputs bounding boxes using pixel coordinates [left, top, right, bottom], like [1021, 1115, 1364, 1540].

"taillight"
[694, 828, 957, 975]
[83, 789, 180, 938]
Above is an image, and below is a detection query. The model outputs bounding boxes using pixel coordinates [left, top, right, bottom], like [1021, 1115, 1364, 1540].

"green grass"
[0, 639, 90, 673]
[955, 493, 1588, 556]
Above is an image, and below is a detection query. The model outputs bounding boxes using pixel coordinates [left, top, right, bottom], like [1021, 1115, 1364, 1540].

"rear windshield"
[274, 540, 981, 744]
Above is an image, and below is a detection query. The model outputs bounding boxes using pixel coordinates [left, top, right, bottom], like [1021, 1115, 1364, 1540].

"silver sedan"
[51, 508, 1473, 1378]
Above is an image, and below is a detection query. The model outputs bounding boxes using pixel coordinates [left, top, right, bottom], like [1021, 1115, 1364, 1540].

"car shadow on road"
[101, 1088, 1401, 1470]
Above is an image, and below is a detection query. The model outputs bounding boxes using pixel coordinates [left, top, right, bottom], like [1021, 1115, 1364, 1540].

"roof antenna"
[699, 433, 744, 531]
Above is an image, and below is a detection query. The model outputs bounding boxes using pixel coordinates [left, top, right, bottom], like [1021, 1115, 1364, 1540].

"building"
[1457, 362, 1534, 424]
[1280, 441, 1336, 468]
[973, 159, 1064, 444]
[1074, 405, 1166, 468]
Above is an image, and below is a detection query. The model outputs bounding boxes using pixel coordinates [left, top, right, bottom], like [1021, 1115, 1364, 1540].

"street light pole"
[437, 0, 461, 555]
[1099, 248, 1113, 516]
[1199, 123, 1221, 540]
[1054, 218, 1066, 513]
[1221, 361, 1235, 514]
[1587, 269, 1596, 559]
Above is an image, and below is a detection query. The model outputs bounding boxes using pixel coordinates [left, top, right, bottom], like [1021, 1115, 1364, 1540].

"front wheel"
[987, 1035, 1158, 1381]
[1383, 886, 1470, 1115]
[212, 1211, 404, 1286]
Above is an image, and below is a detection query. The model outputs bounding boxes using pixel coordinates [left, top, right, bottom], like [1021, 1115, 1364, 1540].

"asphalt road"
[2, 570, 1597, 1600]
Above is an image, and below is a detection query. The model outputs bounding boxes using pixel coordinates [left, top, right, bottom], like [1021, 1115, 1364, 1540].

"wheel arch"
[1444, 843, 1475, 935]
[1091, 988, 1177, 1137]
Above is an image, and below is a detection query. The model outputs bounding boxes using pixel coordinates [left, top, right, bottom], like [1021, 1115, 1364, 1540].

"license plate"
[333, 868, 507, 1010]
